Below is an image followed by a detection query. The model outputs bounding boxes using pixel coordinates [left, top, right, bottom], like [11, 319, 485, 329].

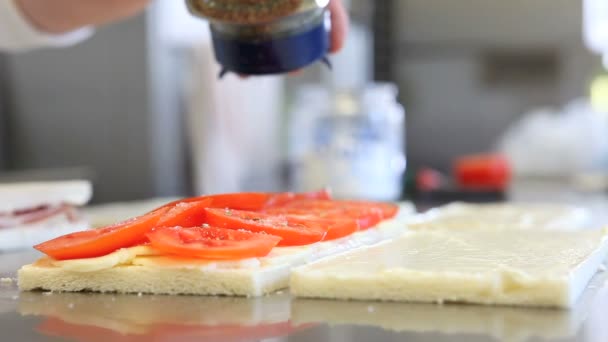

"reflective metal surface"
[1, 261, 607, 342]
[1, 181, 608, 341]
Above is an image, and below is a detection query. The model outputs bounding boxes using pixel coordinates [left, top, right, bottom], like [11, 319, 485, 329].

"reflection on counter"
[6, 264, 608, 342]
[18, 291, 305, 341]
[291, 270, 608, 342]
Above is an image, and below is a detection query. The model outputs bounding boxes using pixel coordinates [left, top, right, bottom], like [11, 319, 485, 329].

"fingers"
[16, 0, 151, 34]
[328, 0, 349, 53]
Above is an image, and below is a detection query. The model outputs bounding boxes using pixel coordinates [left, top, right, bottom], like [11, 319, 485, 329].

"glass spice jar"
[186, 0, 332, 76]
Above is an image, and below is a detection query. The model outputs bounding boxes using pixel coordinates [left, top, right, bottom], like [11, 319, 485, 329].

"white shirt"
[0, 0, 92, 52]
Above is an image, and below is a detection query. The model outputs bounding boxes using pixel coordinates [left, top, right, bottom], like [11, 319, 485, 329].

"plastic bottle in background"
[287, 85, 330, 191]
[301, 84, 406, 201]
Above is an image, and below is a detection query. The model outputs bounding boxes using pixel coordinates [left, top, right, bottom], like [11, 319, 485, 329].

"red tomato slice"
[285, 215, 358, 240]
[146, 226, 281, 259]
[341, 201, 400, 220]
[34, 208, 169, 260]
[157, 190, 331, 213]
[160, 193, 272, 212]
[204, 208, 326, 246]
[156, 199, 213, 228]
[277, 200, 399, 230]
[263, 189, 332, 208]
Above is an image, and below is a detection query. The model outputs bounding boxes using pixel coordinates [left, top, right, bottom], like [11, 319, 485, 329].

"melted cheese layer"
[48, 219, 407, 273]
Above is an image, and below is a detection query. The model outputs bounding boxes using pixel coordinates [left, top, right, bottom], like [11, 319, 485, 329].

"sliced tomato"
[158, 190, 331, 213]
[285, 215, 358, 240]
[34, 208, 169, 260]
[276, 199, 399, 230]
[159, 193, 272, 212]
[146, 226, 281, 259]
[156, 198, 212, 228]
[340, 201, 400, 221]
[263, 189, 332, 208]
[204, 208, 326, 246]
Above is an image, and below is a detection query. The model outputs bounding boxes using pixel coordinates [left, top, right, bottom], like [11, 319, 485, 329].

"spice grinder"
[186, 0, 332, 77]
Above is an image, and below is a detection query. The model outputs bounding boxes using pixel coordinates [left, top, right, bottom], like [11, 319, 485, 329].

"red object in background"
[416, 168, 444, 192]
[454, 154, 511, 191]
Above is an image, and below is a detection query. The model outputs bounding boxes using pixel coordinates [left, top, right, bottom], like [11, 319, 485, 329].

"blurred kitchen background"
[1, 0, 608, 204]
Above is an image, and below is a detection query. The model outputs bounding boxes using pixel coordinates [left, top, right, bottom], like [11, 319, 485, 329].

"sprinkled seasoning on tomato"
[146, 226, 281, 259]
[205, 208, 326, 246]
[34, 208, 169, 260]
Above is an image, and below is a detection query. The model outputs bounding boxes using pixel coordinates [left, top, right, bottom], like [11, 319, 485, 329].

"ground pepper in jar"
[190, 0, 304, 24]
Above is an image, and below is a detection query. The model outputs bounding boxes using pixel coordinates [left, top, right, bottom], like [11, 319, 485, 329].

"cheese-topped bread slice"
[291, 228, 608, 308]
[409, 202, 591, 231]
[18, 218, 408, 297]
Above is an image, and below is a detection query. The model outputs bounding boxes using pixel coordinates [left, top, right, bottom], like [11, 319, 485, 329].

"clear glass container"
[299, 84, 406, 201]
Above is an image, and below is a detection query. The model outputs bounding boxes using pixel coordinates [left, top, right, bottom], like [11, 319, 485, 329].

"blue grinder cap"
[210, 18, 331, 77]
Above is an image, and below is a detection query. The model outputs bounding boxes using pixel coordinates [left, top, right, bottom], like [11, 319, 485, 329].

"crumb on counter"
[0, 277, 14, 284]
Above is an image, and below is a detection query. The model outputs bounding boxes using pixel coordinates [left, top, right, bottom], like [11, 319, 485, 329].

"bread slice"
[291, 228, 608, 308]
[18, 218, 409, 297]
[409, 202, 592, 231]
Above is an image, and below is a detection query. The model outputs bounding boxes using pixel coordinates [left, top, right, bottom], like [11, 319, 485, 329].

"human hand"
[15, 0, 151, 34]
[328, 0, 348, 53]
[280, 0, 349, 77]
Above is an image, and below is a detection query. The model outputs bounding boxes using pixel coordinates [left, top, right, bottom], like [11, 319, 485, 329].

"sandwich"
[0, 180, 92, 252]
[18, 190, 413, 297]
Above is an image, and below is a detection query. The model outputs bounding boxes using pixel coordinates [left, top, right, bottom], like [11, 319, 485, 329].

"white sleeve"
[0, 0, 94, 52]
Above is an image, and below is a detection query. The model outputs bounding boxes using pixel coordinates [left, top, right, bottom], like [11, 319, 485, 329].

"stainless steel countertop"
[1, 180, 608, 342]
[1, 262, 607, 342]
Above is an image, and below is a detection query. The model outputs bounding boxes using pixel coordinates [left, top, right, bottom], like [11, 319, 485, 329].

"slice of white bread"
[18, 218, 409, 297]
[0, 180, 92, 212]
[409, 202, 592, 231]
[291, 228, 608, 308]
